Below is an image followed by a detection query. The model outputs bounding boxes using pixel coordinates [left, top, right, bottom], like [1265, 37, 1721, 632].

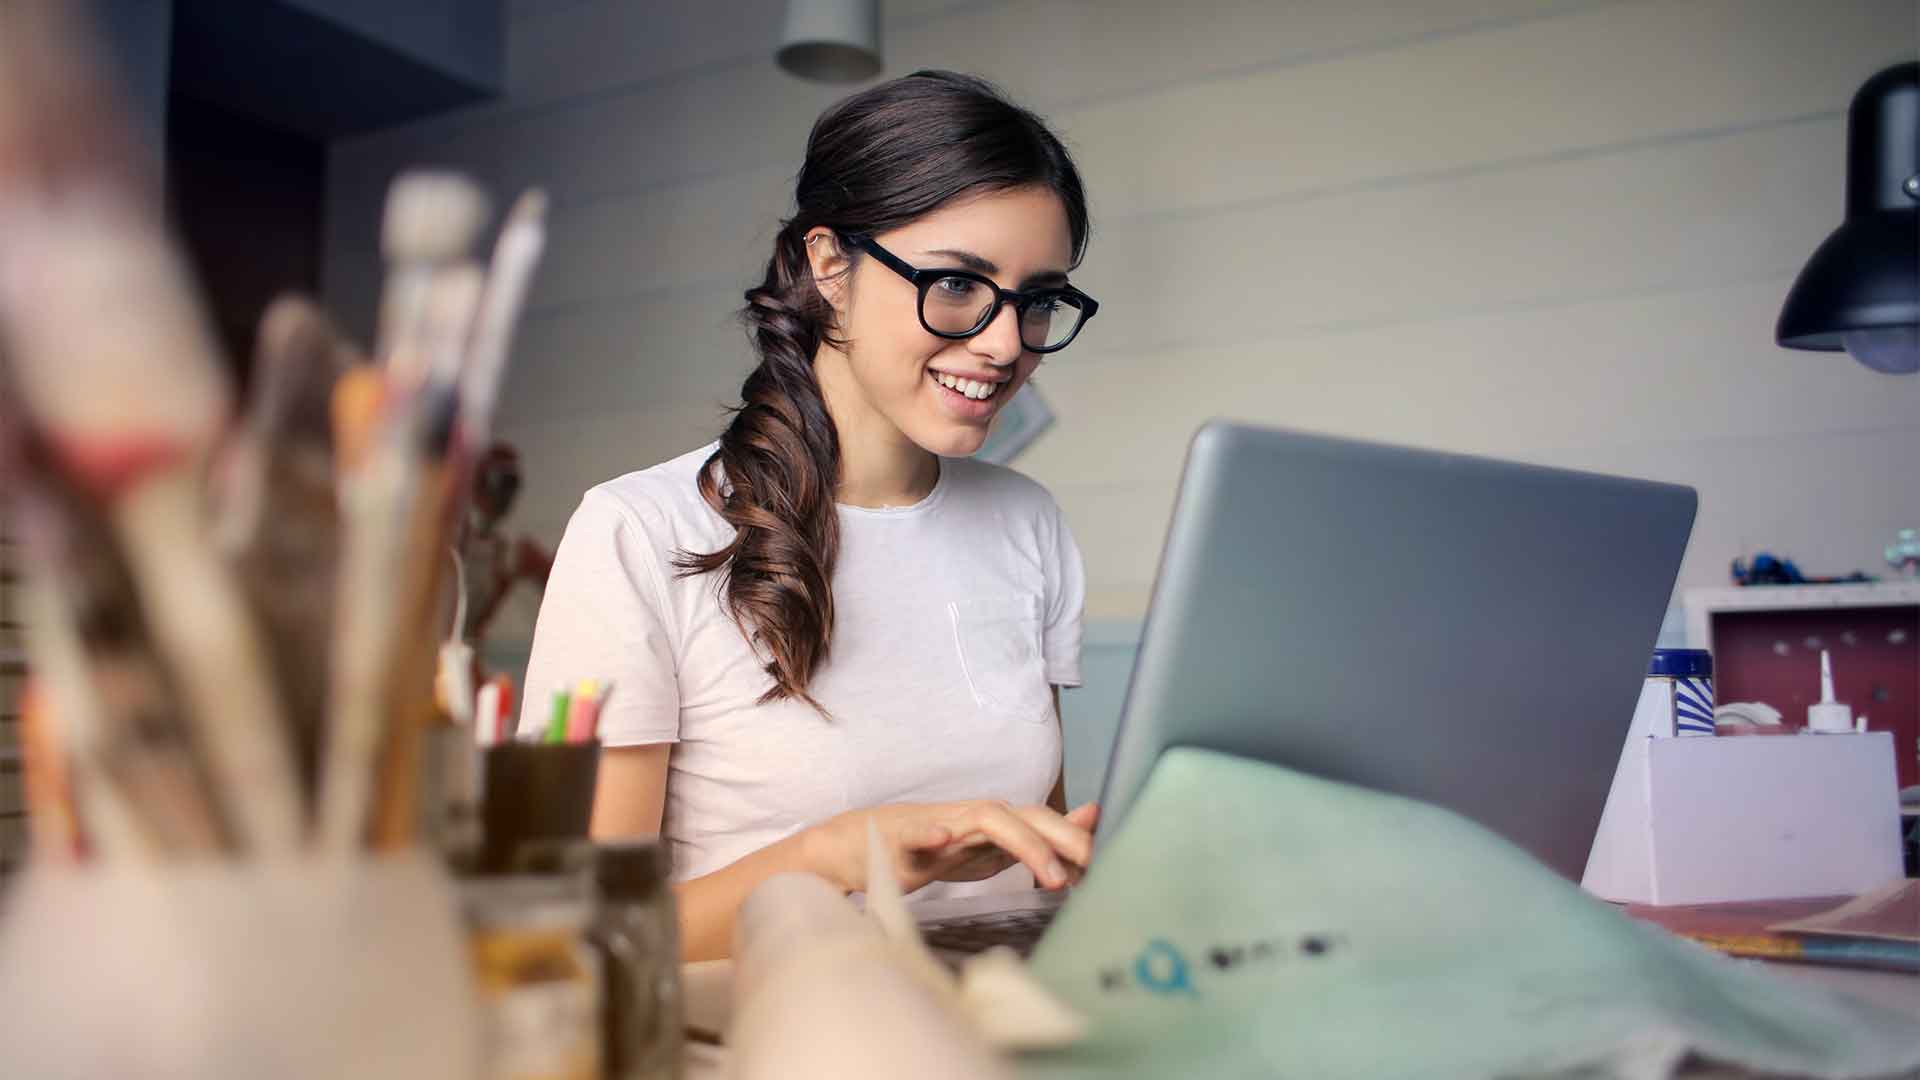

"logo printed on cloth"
[1095, 933, 1349, 997]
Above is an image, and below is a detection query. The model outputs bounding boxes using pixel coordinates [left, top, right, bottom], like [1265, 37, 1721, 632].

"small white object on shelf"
[1807, 648, 1856, 734]
[1712, 701, 1782, 728]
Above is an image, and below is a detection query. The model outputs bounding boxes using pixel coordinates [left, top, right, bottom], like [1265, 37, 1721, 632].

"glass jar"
[590, 841, 683, 1080]
[462, 849, 603, 1080]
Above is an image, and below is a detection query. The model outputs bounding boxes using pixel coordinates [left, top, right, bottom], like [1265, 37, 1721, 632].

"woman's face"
[811, 186, 1075, 459]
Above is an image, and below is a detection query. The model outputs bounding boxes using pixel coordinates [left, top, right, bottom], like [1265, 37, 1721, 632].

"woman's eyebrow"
[922, 247, 1070, 288]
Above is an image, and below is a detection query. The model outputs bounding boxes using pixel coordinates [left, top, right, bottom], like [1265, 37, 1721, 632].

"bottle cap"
[1648, 648, 1713, 677]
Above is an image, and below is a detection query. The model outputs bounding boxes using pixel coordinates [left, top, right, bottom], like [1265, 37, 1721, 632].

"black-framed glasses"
[853, 236, 1099, 354]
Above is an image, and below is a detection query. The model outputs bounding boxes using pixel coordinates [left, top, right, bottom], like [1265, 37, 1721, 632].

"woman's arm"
[591, 745, 816, 961]
[589, 744, 670, 839]
[592, 744, 1095, 961]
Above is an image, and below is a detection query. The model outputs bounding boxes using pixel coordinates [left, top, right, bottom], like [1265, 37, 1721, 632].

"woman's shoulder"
[575, 441, 725, 539]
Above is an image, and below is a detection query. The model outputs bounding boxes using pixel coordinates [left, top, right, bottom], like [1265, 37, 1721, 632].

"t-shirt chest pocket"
[946, 593, 1053, 723]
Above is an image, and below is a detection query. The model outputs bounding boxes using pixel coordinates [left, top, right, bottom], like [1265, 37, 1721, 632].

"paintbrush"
[210, 297, 358, 805]
[15, 679, 84, 865]
[0, 407, 228, 858]
[321, 269, 484, 853]
[13, 497, 226, 859]
[458, 189, 548, 450]
[317, 367, 418, 853]
[0, 396, 130, 861]
[365, 184, 550, 846]
[0, 4, 302, 854]
[212, 296, 356, 553]
[365, 187, 551, 846]
[364, 272, 487, 850]
[309, 164, 489, 851]
[377, 172, 490, 392]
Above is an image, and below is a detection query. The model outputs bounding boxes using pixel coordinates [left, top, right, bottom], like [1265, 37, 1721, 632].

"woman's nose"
[969, 300, 1025, 366]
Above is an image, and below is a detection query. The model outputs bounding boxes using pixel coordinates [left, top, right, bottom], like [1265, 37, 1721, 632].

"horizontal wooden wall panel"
[320, 0, 1920, 631]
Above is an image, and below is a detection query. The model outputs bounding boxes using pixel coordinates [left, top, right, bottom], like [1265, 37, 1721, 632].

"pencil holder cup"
[478, 740, 601, 873]
[0, 851, 478, 1080]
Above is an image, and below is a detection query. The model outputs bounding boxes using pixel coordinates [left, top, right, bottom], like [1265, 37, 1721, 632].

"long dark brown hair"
[671, 70, 1090, 712]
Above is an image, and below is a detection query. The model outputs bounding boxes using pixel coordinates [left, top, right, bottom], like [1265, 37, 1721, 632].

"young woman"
[520, 70, 1102, 961]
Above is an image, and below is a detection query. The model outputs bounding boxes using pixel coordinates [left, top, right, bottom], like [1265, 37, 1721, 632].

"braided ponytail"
[672, 226, 844, 710]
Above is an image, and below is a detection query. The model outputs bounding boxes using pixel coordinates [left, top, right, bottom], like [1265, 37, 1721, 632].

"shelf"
[1684, 581, 1920, 612]
[1682, 582, 1920, 650]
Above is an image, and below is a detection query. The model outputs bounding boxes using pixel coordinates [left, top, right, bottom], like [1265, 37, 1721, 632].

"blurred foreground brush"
[0, 388, 221, 861]
[213, 298, 359, 804]
[0, 0, 301, 855]
[13, 437, 232, 858]
[323, 177, 488, 853]
[351, 181, 545, 851]
[0, 1, 548, 861]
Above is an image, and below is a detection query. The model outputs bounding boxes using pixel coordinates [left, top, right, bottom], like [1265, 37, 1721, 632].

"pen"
[474, 680, 502, 748]
[546, 688, 572, 745]
[578, 681, 611, 743]
[491, 674, 516, 746]
[565, 679, 598, 743]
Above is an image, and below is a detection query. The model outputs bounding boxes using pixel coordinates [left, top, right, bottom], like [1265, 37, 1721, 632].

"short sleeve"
[1041, 499, 1086, 688]
[518, 488, 681, 746]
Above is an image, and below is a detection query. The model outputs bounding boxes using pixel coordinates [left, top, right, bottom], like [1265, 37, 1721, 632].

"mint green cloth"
[1020, 748, 1920, 1079]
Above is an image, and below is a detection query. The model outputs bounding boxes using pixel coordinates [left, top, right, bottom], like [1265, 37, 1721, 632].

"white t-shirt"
[518, 442, 1086, 896]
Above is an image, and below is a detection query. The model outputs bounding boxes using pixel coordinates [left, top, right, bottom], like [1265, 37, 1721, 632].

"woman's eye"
[933, 276, 976, 298]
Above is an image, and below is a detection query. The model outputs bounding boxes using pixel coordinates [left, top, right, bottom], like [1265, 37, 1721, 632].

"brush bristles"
[381, 172, 490, 264]
[504, 188, 549, 231]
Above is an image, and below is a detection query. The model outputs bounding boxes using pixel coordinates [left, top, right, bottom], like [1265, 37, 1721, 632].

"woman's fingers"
[866, 801, 1101, 892]
[1013, 805, 1095, 871]
[902, 822, 952, 851]
[959, 803, 1072, 888]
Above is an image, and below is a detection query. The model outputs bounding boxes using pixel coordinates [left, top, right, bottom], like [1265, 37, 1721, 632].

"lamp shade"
[776, 0, 881, 84]
[1776, 62, 1920, 372]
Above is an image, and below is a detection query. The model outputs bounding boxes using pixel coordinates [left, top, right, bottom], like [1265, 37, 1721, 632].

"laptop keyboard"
[918, 907, 1058, 958]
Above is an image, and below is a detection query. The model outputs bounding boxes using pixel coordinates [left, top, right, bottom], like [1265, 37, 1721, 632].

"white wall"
[322, 0, 1920, 658]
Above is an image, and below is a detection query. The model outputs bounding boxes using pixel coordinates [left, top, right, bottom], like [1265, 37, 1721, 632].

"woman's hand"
[805, 800, 1100, 895]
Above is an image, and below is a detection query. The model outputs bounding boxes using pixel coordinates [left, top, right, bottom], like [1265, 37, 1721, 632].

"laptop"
[911, 420, 1697, 958]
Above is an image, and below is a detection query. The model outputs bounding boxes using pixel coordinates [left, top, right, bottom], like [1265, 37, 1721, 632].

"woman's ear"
[803, 227, 850, 313]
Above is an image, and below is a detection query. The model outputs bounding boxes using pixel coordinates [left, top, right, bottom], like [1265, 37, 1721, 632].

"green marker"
[545, 689, 571, 744]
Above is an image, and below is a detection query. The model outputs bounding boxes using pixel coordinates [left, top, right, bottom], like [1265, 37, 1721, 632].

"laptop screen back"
[1095, 422, 1696, 880]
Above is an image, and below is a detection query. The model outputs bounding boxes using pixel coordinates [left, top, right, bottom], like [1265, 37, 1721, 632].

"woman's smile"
[927, 366, 1010, 421]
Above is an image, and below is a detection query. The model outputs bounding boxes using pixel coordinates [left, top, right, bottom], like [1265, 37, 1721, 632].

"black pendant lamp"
[1775, 62, 1920, 373]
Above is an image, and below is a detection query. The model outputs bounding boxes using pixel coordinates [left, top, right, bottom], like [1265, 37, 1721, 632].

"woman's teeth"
[932, 371, 1001, 401]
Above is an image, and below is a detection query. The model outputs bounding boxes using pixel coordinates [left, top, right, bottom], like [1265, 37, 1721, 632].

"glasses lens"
[1020, 292, 1088, 351]
[920, 275, 996, 336]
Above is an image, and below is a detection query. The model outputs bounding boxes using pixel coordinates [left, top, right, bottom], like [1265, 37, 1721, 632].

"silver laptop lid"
[1096, 421, 1696, 880]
